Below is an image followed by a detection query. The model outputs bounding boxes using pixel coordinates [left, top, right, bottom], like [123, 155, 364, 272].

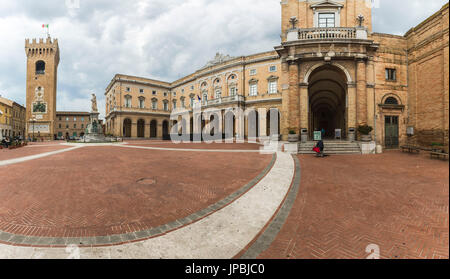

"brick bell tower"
[25, 37, 60, 140]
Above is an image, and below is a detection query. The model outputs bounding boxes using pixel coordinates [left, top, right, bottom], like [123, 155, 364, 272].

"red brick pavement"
[0, 145, 72, 161]
[0, 146, 271, 238]
[259, 151, 449, 259]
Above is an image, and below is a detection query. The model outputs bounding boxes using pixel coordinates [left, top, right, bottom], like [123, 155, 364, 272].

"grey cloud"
[0, 0, 447, 119]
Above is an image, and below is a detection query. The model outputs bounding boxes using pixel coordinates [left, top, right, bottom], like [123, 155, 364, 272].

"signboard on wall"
[314, 131, 322, 141]
[28, 124, 50, 133]
[335, 129, 342, 140]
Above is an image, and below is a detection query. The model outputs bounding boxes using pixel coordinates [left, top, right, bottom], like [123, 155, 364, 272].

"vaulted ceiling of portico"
[308, 64, 347, 112]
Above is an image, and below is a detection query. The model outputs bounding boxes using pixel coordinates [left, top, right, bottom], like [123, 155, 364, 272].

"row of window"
[125, 87, 170, 97]
[58, 116, 89, 122]
[58, 123, 85, 129]
[116, 80, 279, 112]
[0, 107, 25, 117]
[123, 97, 170, 111]
[119, 66, 278, 99]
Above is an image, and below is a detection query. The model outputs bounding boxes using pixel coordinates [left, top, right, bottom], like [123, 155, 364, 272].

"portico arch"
[123, 118, 132, 138]
[307, 64, 349, 139]
[303, 62, 353, 84]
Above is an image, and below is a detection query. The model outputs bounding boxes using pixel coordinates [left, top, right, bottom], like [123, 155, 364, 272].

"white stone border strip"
[117, 144, 263, 153]
[0, 152, 295, 259]
[0, 146, 83, 167]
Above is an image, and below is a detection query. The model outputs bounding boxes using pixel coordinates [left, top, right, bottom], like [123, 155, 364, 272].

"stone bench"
[401, 145, 420, 154]
[430, 152, 449, 160]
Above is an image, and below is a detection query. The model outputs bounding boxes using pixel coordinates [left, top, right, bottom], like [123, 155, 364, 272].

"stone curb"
[240, 155, 301, 259]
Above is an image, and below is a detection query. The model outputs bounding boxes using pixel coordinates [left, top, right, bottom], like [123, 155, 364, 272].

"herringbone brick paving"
[259, 151, 449, 259]
[0, 145, 271, 238]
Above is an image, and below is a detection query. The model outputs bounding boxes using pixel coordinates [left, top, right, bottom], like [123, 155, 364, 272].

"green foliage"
[357, 124, 373, 135]
[287, 127, 298, 135]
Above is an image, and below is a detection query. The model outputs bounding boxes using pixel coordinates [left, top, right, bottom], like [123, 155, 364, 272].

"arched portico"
[300, 63, 354, 140]
[123, 119, 132, 138]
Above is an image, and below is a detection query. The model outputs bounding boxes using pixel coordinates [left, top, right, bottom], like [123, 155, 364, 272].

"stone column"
[145, 119, 151, 138]
[280, 59, 290, 140]
[347, 82, 357, 132]
[258, 108, 267, 138]
[299, 83, 309, 139]
[288, 60, 300, 133]
[131, 119, 137, 138]
[356, 59, 367, 126]
[118, 115, 123, 137]
[157, 122, 163, 139]
[366, 57, 376, 138]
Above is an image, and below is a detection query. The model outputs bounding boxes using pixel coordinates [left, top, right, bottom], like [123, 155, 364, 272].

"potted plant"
[358, 124, 373, 141]
[287, 127, 299, 142]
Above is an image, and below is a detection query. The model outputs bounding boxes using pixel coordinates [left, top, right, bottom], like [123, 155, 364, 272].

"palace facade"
[0, 96, 26, 139]
[104, 1, 449, 151]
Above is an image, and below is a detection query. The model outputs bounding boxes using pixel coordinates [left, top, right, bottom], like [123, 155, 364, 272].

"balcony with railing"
[194, 94, 245, 109]
[286, 27, 368, 42]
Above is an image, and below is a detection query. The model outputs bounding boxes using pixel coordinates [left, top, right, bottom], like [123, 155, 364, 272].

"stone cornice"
[245, 97, 282, 105]
[105, 110, 170, 119]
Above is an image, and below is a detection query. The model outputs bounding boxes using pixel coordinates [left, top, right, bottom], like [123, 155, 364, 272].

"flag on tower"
[42, 24, 50, 38]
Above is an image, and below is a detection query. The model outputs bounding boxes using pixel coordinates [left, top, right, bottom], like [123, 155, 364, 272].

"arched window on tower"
[36, 61, 45, 75]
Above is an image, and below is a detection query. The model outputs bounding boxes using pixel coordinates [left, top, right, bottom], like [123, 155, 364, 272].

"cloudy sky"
[0, 0, 447, 119]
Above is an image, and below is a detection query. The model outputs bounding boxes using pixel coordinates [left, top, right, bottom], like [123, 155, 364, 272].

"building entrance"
[308, 65, 347, 140]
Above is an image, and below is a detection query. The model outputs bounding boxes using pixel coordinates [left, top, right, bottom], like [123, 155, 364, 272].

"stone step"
[298, 145, 360, 149]
[298, 141, 362, 154]
[299, 151, 362, 155]
[298, 148, 361, 153]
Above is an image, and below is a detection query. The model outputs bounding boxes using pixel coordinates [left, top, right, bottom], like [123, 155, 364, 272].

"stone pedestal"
[80, 111, 115, 143]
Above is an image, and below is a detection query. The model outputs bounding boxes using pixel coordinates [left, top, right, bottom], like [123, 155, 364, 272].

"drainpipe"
[373, 59, 377, 149]
[406, 48, 410, 141]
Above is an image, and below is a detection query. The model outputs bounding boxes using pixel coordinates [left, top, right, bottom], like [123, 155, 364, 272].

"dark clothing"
[316, 140, 324, 152]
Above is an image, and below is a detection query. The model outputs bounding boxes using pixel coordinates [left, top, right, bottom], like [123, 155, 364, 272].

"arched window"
[36, 61, 45, 75]
[384, 97, 399, 105]
[228, 74, 236, 81]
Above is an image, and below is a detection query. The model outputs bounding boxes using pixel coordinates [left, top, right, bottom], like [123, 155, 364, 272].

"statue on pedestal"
[77, 92, 116, 143]
[91, 93, 98, 113]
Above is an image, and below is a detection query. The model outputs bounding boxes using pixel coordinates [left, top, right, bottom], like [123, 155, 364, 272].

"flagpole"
[42, 24, 50, 38]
